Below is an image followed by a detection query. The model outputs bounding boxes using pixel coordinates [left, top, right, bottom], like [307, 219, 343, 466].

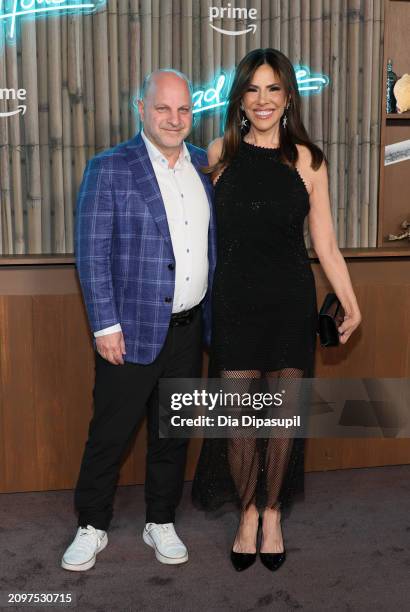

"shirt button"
[185, 221, 188, 225]
[168, 263, 175, 270]
[181, 193, 184, 198]
[186, 276, 190, 281]
[165, 297, 172, 303]
[186, 248, 190, 253]
[180, 304, 184, 308]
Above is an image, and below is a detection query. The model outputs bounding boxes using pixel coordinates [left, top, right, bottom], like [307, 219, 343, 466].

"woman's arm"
[306, 157, 362, 344]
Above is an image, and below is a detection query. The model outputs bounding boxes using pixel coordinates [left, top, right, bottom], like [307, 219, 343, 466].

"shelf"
[0, 255, 75, 266]
[309, 247, 410, 260]
[378, 2, 410, 246]
[386, 112, 410, 120]
[1, 249, 410, 267]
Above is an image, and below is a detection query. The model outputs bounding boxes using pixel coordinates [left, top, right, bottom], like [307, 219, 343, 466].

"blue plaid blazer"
[74, 132, 216, 364]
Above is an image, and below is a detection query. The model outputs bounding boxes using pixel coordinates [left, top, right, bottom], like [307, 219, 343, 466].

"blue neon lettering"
[193, 66, 329, 115]
[0, 0, 105, 43]
[193, 73, 228, 114]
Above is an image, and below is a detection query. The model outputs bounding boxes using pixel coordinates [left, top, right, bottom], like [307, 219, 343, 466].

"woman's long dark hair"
[205, 48, 326, 178]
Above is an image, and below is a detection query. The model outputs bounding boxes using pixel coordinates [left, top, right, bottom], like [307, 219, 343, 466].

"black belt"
[170, 303, 201, 327]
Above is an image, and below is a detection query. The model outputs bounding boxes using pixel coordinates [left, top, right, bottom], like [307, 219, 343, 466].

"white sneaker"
[143, 523, 188, 565]
[61, 525, 108, 571]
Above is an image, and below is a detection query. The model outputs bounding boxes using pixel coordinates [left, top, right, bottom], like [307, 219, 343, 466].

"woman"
[192, 48, 361, 572]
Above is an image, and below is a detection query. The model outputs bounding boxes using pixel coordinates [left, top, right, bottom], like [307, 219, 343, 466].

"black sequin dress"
[192, 140, 318, 515]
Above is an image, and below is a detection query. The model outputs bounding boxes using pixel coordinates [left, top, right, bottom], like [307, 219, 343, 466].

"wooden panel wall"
[377, 0, 410, 246]
[306, 258, 410, 471]
[1, 258, 410, 493]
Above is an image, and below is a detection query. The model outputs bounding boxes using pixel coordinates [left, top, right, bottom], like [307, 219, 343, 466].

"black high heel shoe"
[259, 549, 286, 571]
[259, 513, 286, 571]
[230, 516, 261, 571]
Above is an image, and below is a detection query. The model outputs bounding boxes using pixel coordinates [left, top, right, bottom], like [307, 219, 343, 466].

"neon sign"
[294, 66, 329, 94]
[192, 73, 234, 115]
[0, 0, 106, 45]
[193, 66, 329, 116]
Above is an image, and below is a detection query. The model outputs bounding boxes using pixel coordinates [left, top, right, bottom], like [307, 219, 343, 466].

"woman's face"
[241, 63, 289, 132]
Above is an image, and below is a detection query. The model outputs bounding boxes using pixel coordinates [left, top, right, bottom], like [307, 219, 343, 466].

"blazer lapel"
[124, 133, 173, 247]
[124, 134, 215, 260]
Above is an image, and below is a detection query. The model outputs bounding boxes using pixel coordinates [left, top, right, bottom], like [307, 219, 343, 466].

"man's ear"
[137, 98, 144, 120]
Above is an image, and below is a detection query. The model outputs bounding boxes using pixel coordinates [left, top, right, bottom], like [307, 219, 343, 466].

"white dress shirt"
[94, 130, 210, 337]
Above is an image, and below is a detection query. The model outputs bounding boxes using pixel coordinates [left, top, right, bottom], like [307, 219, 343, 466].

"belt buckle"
[177, 314, 191, 326]
[170, 304, 200, 328]
[171, 309, 191, 327]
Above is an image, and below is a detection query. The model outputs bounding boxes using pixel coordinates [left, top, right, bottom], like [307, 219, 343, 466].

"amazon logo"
[0, 88, 27, 118]
[209, 3, 257, 36]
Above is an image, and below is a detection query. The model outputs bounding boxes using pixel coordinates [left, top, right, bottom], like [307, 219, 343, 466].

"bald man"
[62, 70, 216, 570]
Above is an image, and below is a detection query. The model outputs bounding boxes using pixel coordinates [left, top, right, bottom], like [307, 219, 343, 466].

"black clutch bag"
[318, 293, 344, 347]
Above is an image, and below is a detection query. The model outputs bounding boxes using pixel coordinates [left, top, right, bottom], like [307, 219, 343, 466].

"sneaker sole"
[61, 533, 108, 572]
[142, 530, 188, 565]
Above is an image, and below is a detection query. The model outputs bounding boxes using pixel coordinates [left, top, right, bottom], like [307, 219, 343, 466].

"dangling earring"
[239, 102, 248, 130]
[282, 101, 291, 129]
[240, 114, 249, 130]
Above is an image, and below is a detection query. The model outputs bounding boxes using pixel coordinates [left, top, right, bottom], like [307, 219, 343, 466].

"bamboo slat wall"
[0, 0, 384, 254]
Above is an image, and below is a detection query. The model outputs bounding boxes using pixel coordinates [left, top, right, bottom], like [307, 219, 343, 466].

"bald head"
[141, 69, 193, 101]
[137, 69, 193, 162]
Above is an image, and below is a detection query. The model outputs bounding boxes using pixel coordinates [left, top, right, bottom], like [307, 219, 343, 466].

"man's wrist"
[94, 323, 122, 337]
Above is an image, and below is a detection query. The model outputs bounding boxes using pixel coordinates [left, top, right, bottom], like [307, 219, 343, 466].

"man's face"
[138, 74, 192, 153]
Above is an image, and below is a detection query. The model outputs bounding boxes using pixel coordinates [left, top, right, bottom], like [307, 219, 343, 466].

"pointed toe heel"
[259, 549, 286, 571]
[230, 515, 260, 571]
[230, 549, 257, 571]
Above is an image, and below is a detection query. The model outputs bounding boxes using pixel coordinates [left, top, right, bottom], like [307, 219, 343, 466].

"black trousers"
[74, 309, 202, 530]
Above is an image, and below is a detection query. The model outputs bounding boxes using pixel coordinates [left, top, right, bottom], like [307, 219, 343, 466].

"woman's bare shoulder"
[295, 143, 313, 164]
[294, 144, 315, 194]
[207, 137, 226, 185]
[207, 137, 224, 164]
[295, 143, 326, 172]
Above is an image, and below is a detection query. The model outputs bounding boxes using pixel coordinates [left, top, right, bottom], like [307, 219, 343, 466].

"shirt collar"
[141, 129, 191, 168]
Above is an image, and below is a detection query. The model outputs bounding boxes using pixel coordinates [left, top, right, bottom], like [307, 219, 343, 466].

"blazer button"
[168, 263, 175, 270]
[164, 297, 172, 303]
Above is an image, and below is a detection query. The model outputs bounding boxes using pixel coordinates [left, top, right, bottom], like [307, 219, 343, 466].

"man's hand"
[95, 331, 126, 365]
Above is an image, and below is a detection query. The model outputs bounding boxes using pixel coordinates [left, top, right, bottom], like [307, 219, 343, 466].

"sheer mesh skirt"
[192, 363, 311, 517]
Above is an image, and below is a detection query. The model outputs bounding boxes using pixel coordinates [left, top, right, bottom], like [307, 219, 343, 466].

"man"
[61, 69, 215, 570]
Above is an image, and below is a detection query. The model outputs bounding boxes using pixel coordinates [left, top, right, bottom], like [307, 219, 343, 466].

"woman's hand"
[337, 308, 362, 344]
